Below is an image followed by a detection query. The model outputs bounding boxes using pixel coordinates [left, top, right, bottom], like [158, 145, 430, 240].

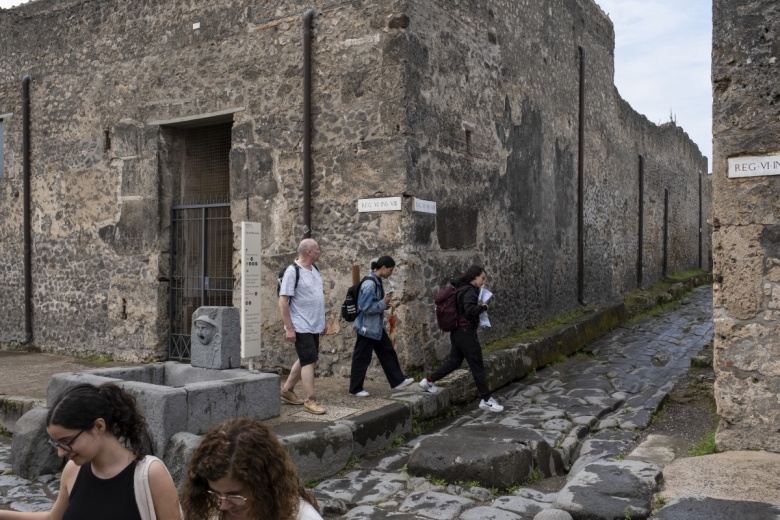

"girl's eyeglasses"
[47, 429, 86, 452]
[206, 489, 248, 506]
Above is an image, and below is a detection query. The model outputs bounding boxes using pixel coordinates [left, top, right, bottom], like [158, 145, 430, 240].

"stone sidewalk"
[4, 285, 780, 518]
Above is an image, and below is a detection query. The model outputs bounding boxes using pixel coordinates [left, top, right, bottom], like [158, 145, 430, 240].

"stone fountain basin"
[46, 362, 280, 458]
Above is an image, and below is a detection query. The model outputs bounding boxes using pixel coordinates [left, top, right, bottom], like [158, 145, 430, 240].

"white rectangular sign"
[728, 154, 780, 178]
[357, 196, 402, 212]
[413, 198, 437, 214]
[240, 222, 262, 358]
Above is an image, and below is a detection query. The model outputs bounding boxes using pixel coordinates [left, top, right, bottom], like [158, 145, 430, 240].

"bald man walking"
[278, 238, 327, 415]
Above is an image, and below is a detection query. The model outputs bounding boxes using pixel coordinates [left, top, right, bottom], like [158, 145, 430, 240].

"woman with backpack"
[349, 255, 414, 396]
[418, 265, 504, 412]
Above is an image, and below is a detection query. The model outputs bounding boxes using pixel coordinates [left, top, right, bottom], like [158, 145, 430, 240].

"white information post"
[240, 222, 262, 359]
[728, 154, 780, 179]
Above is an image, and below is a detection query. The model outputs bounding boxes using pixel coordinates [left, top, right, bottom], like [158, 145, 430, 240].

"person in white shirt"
[278, 238, 328, 415]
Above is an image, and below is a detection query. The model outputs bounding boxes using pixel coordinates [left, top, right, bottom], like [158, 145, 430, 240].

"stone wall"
[0, 0, 709, 375]
[712, 0, 780, 451]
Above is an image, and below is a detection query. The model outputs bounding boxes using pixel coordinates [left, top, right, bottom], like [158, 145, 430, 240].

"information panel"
[241, 222, 262, 358]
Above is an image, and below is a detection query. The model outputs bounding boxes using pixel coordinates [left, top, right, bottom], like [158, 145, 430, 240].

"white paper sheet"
[479, 287, 492, 328]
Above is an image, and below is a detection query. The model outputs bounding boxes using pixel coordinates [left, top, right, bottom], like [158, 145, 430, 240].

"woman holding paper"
[418, 265, 504, 412]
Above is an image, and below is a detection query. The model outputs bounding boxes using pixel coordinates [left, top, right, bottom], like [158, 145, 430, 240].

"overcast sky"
[2, 0, 713, 166]
[595, 0, 713, 168]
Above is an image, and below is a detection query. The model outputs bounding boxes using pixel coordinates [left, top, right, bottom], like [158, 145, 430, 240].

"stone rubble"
[1, 287, 729, 519]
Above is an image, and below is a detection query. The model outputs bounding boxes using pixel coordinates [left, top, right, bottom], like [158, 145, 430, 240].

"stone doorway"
[165, 123, 234, 360]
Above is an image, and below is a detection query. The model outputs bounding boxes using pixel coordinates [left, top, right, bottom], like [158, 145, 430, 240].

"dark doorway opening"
[167, 123, 233, 360]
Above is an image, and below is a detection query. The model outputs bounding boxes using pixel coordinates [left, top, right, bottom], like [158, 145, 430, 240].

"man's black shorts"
[295, 332, 320, 366]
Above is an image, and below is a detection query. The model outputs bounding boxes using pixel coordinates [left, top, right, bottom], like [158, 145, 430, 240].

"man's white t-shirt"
[279, 262, 326, 334]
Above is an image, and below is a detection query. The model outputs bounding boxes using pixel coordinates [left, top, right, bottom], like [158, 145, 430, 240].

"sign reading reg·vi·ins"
[358, 196, 402, 212]
[728, 154, 780, 179]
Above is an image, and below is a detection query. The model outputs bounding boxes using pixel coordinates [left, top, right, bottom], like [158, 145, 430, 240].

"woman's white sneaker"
[479, 397, 504, 412]
[392, 377, 414, 390]
[351, 390, 370, 397]
[418, 379, 440, 394]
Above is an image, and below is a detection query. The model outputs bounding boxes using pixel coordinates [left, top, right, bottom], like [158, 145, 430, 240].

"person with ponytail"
[349, 255, 414, 396]
[182, 417, 322, 520]
[0, 382, 181, 520]
[418, 265, 504, 412]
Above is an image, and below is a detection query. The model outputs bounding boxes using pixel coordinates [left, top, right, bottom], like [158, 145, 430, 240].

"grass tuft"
[688, 431, 716, 456]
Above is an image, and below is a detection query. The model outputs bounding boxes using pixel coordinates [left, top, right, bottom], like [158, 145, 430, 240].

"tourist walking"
[182, 417, 322, 520]
[0, 382, 181, 520]
[278, 238, 328, 415]
[349, 255, 414, 396]
[419, 265, 504, 412]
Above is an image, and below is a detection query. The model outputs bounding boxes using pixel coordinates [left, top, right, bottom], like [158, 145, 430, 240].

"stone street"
[5, 286, 779, 518]
[7, 286, 765, 519]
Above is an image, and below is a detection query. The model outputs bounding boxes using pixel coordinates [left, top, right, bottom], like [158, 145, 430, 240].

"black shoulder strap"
[292, 264, 301, 289]
[455, 284, 469, 316]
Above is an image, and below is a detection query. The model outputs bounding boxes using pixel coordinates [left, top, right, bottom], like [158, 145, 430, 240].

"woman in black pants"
[419, 265, 504, 412]
[349, 256, 414, 396]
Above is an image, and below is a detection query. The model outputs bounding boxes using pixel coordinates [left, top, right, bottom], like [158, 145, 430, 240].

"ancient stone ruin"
[10, 307, 278, 478]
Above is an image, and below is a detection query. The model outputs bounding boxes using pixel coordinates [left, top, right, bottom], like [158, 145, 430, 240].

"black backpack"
[277, 263, 319, 298]
[340, 277, 378, 322]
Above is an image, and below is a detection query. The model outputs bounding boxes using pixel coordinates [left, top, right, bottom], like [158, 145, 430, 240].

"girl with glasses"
[0, 382, 181, 520]
[182, 417, 322, 520]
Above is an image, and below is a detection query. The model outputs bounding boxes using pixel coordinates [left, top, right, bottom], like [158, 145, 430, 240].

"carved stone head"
[193, 309, 219, 345]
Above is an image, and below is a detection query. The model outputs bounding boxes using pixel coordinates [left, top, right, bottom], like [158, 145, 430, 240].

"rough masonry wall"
[0, 0, 710, 375]
[0, 0, 410, 363]
[712, 0, 780, 451]
[392, 0, 710, 370]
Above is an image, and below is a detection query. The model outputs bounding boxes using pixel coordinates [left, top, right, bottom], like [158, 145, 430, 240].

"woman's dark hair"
[458, 265, 485, 284]
[371, 256, 395, 271]
[46, 382, 150, 461]
[183, 417, 318, 520]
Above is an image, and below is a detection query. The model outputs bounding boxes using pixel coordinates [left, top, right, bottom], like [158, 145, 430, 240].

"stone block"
[393, 390, 449, 421]
[343, 402, 412, 457]
[163, 362, 251, 387]
[273, 422, 354, 483]
[567, 438, 632, 479]
[85, 364, 163, 385]
[0, 396, 45, 433]
[119, 381, 187, 459]
[190, 307, 241, 369]
[228, 373, 280, 421]
[11, 408, 65, 479]
[164, 431, 203, 491]
[407, 428, 534, 489]
[653, 496, 780, 520]
[185, 380, 240, 435]
[112, 122, 140, 158]
[553, 460, 662, 520]
[46, 372, 123, 407]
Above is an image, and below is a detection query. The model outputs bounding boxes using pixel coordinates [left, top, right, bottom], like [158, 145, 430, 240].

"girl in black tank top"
[62, 461, 141, 520]
[3, 383, 181, 520]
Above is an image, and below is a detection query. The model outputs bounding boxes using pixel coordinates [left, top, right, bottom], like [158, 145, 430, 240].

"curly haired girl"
[182, 417, 322, 520]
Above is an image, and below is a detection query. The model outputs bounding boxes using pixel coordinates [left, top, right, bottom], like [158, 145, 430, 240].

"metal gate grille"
[169, 204, 233, 360]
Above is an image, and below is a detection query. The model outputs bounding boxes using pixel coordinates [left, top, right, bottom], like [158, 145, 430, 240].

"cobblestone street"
[2, 286, 731, 519]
